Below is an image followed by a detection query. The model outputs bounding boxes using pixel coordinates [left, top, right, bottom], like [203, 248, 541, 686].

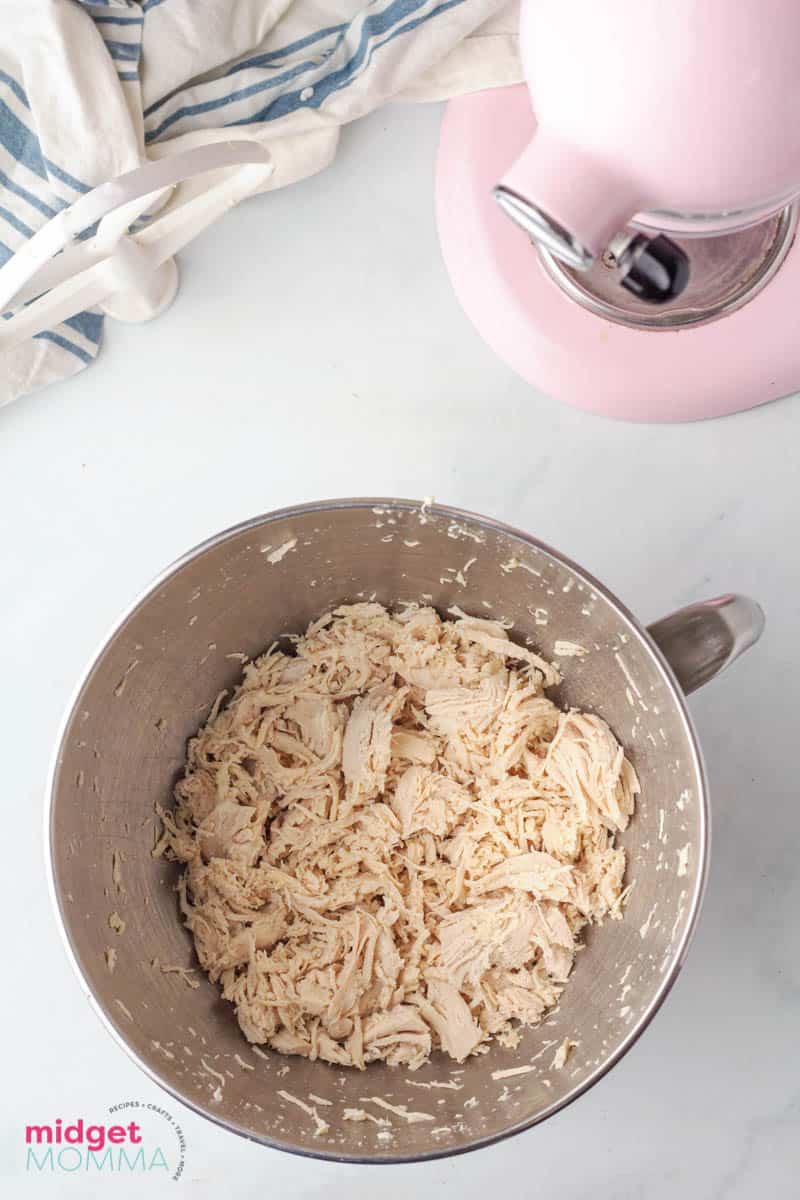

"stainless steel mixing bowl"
[47, 499, 763, 1162]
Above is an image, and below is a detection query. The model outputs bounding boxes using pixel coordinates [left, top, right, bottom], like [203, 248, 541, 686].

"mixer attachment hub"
[537, 205, 798, 329]
[606, 232, 690, 304]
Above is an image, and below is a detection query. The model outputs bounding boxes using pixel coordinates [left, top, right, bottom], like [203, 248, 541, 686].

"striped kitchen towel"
[0, 0, 520, 406]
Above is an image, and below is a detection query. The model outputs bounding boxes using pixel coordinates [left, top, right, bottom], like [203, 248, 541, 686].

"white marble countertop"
[2, 102, 797, 1199]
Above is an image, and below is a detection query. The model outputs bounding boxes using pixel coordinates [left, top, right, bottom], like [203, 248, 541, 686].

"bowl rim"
[45, 496, 709, 1164]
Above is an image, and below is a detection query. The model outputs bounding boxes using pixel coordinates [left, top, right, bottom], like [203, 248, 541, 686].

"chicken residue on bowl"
[156, 603, 639, 1070]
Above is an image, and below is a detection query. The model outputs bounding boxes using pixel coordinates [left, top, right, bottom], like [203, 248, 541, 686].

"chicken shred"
[161, 603, 639, 1070]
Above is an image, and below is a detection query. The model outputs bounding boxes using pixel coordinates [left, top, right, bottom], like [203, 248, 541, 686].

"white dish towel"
[0, 0, 521, 407]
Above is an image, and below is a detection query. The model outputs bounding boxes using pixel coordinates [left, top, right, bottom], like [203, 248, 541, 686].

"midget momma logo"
[25, 1101, 187, 1180]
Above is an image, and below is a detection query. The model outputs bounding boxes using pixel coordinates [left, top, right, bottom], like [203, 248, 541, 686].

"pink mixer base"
[436, 87, 800, 422]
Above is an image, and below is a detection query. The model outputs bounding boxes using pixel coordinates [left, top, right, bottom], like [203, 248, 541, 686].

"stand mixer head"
[435, 0, 800, 418]
[494, 0, 800, 326]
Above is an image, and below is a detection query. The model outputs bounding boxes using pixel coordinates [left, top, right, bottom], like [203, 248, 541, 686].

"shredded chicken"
[160, 604, 639, 1070]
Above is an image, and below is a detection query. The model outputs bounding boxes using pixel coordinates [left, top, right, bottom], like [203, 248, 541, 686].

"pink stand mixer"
[436, 0, 800, 421]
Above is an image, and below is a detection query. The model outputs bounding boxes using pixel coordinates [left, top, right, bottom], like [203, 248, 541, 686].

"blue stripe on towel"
[327, 0, 464, 98]
[93, 14, 144, 24]
[0, 100, 47, 179]
[0, 70, 30, 108]
[143, 53, 321, 122]
[143, 25, 349, 121]
[43, 158, 90, 194]
[145, 0, 436, 141]
[64, 311, 104, 344]
[222, 24, 348, 76]
[104, 39, 140, 61]
[0, 170, 61, 219]
[0, 203, 35, 239]
[33, 329, 94, 365]
[238, 0, 461, 124]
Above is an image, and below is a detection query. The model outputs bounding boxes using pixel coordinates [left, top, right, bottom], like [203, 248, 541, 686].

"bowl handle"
[647, 595, 765, 695]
